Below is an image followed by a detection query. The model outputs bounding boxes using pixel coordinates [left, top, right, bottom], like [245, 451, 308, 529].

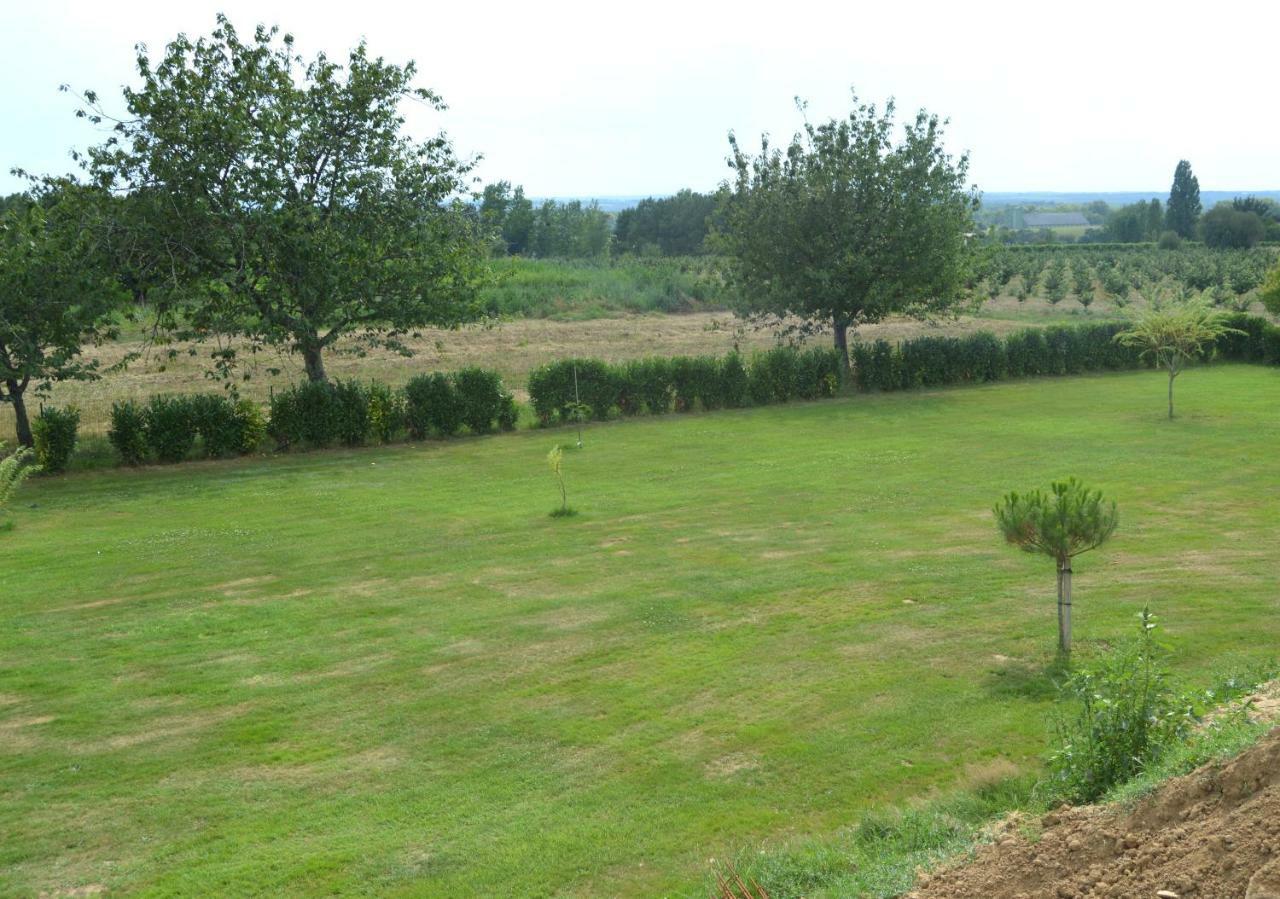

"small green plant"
[546, 444, 575, 517]
[994, 478, 1118, 656]
[31, 405, 80, 474]
[1044, 608, 1197, 803]
[0, 442, 38, 521]
[367, 382, 406, 444]
[232, 399, 267, 454]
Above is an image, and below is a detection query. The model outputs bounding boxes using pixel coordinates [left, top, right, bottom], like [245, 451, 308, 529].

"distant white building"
[1022, 212, 1090, 228]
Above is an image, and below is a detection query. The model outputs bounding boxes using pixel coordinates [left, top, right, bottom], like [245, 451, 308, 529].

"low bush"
[748, 346, 801, 403]
[454, 367, 513, 434]
[404, 372, 463, 438]
[188, 394, 243, 458]
[332, 380, 371, 447]
[1044, 609, 1196, 803]
[269, 381, 341, 450]
[720, 352, 750, 408]
[527, 358, 617, 424]
[144, 395, 198, 463]
[108, 400, 150, 465]
[233, 399, 267, 454]
[32, 406, 80, 474]
[617, 358, 671, 415]
[368, 382, 406, 444]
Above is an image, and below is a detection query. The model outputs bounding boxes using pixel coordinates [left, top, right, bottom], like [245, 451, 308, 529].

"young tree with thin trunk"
[995, 479, 1118, 656]
[1113, 296, 1241, 419]
[74, 15, 489, 384]
[0, 187, 127, 446]
[714, 92, 978, 369]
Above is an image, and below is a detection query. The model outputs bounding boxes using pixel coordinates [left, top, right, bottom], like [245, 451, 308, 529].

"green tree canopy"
[0, 184, 127, 446]
[76, 15, 489, 383]
[1164, 160, 1202, 239]
[614, 190, 717, 256]
[1199, 205, 1265, 249]
[714, 93, 978, 366]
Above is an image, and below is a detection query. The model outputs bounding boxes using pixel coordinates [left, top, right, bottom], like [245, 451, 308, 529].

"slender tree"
[1114, 296, 1241, 418]
[714, 92, 978, 368]
[1164, 160, 1202, 239]
[0, 186, 127, 446]
[995, 478, 1118, 655]
[74, 15, 489, 384]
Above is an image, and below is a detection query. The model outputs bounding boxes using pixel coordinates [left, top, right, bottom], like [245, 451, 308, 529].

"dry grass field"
[6, 309, 1051, 441]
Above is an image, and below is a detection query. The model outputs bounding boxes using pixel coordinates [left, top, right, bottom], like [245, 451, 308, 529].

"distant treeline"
[477, 184, 716, 259]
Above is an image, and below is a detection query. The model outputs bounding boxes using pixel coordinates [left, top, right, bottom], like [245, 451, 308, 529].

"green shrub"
[269, 381, 339, 450]
[496, 393, 519, 432]
[669, 357, 700, 412]
[233, 399, 267, 453]
[331, 380, 371, 447]
[719, 352, 750, 408]
[959, 332, 1007, 382]
[187, 394, 242, 458]
[145, 395, 198, 463]
[749, 346, 801, 403]
[32, 406, 79, 474]
[1005, 329, 1049, 378]
[454, 367, 509, 434]
[367, 382, 406, 443]
[796, 347, 843, 398]
[618, 357, 672, 415]
[108, 400, 149, 465]
[404, 372, 463, 438]
[1045, 609, 1196, 803]
[527, 359, 616, 424]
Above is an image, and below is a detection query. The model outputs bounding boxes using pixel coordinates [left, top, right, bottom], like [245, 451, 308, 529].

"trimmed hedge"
[32, 406, 80, 474]
[853, 323, 1149, 391]
[32, 315, 1280, 472]
[528, 346, 842, 425]
[850, 316, 1280, 394]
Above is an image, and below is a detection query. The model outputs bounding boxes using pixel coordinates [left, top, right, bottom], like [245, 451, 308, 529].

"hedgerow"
[29, 316, 1280, 472]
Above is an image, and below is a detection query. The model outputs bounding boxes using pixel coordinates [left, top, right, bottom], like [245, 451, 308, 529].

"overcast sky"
[3, 0, 1277, 198]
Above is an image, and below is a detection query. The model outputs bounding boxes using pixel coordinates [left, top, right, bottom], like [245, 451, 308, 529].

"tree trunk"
[1167, 369, 1175, 419]
[301, 341, 327, 383]
[1057, 559, 1073, 656]
[832, 316, 850, 371]
[5, 380, 33, 448]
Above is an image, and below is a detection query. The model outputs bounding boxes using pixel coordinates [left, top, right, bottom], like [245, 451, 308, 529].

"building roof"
[1023, 212, 1090, 228]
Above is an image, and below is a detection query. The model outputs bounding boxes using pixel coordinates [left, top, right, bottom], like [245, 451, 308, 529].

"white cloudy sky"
[3, 0, 1277, 197]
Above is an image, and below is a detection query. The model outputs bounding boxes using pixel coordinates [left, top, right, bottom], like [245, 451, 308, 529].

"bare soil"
[910, 724, 1280, 899]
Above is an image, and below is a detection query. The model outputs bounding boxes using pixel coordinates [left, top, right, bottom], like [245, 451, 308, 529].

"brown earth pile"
[909, 726, 1280, 899]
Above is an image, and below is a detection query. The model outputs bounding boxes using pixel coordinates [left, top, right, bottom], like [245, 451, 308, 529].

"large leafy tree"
[1164, 160, 1201, 239]
[0, 186, 127, 446]
[76, 16, 489, 383]
[714, 93, 978, 366]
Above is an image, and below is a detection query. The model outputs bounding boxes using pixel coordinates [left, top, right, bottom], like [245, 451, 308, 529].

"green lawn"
[2, 366, 1278, 897]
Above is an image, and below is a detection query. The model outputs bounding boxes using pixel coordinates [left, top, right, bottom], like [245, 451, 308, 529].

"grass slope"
[2, 366, 1278, 896]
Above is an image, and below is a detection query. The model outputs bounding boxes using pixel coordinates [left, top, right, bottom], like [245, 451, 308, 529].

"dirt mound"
[909, 726, 1280, 899]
